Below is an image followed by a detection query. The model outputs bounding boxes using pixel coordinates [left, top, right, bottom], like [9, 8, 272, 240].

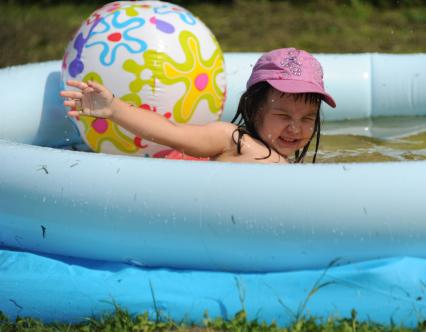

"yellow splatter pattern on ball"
[123, 30, 225, 123]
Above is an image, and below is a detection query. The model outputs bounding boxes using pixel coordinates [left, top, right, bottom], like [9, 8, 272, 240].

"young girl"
[61, 48, 336, 164]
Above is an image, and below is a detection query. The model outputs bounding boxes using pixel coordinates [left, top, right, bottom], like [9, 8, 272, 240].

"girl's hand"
[61, 80, 115, 119]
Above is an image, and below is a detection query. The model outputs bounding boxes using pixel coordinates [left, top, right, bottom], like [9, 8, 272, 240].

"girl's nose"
[287, 120, 302, 134]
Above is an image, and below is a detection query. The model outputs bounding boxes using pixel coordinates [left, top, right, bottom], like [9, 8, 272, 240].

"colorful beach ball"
[62, 1, 226, 157]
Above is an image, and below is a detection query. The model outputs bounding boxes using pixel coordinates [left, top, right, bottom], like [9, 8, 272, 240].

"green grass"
[1, 1, 426, 67]
[0, 307, 422, 332]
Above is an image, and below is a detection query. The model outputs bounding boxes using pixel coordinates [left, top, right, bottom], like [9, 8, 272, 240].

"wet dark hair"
[231, 81, 322, 163]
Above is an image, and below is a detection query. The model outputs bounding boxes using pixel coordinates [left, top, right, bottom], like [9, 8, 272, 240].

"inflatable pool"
[1, 53, 426, 326]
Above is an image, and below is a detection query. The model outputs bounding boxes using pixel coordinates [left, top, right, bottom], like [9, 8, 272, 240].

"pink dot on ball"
[194, 73, 208, 91]
[91, 118, 108, 134]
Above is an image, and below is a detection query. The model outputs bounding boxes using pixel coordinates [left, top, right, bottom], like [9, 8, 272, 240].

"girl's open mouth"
[279, 136, 300, 145]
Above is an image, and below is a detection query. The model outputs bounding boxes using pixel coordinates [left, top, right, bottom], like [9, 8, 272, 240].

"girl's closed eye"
[302, 115, 317, 123]
[275, 113, 291, 118]
[272, 111, 291, 119]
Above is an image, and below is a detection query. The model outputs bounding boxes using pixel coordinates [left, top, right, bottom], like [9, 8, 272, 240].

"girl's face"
[256, 88, 319, 157]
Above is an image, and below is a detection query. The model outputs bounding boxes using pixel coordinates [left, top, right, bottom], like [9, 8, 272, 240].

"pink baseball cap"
[247, 48, 336, 108]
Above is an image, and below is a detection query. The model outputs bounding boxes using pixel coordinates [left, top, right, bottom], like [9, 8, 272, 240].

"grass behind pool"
[1, 1, 426, 67]
[0, 307, 421, 332]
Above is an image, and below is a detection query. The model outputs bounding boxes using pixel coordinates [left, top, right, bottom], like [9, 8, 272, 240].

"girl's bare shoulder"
[214, 124, 288, 164]
[206, 121, 238, 133]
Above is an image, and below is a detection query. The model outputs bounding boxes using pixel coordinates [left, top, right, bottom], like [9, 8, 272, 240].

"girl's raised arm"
[61, 80, 234, 158]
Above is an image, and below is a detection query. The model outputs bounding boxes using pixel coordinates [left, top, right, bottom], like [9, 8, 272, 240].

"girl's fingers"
[87, 80, 105, 93]
[67, 110, 80, 117]
[63, 80, 111, 119]
[64, 100, 76, 107]
[82, 86, 95, 95]
[66, 80, 88, 90]
[60, 90, 83, 99]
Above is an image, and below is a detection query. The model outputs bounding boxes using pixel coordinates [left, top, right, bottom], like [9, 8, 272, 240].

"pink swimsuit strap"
[154, 149, 209, 161]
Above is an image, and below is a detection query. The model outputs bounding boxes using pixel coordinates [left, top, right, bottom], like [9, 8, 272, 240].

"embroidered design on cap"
[280, 49, 302, 78]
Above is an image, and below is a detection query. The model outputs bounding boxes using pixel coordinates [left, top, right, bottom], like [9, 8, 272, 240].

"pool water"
[317, 117, 426, 163]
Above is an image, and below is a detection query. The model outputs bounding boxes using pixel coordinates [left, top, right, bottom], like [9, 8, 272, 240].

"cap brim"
[267, 79, 336, 108]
